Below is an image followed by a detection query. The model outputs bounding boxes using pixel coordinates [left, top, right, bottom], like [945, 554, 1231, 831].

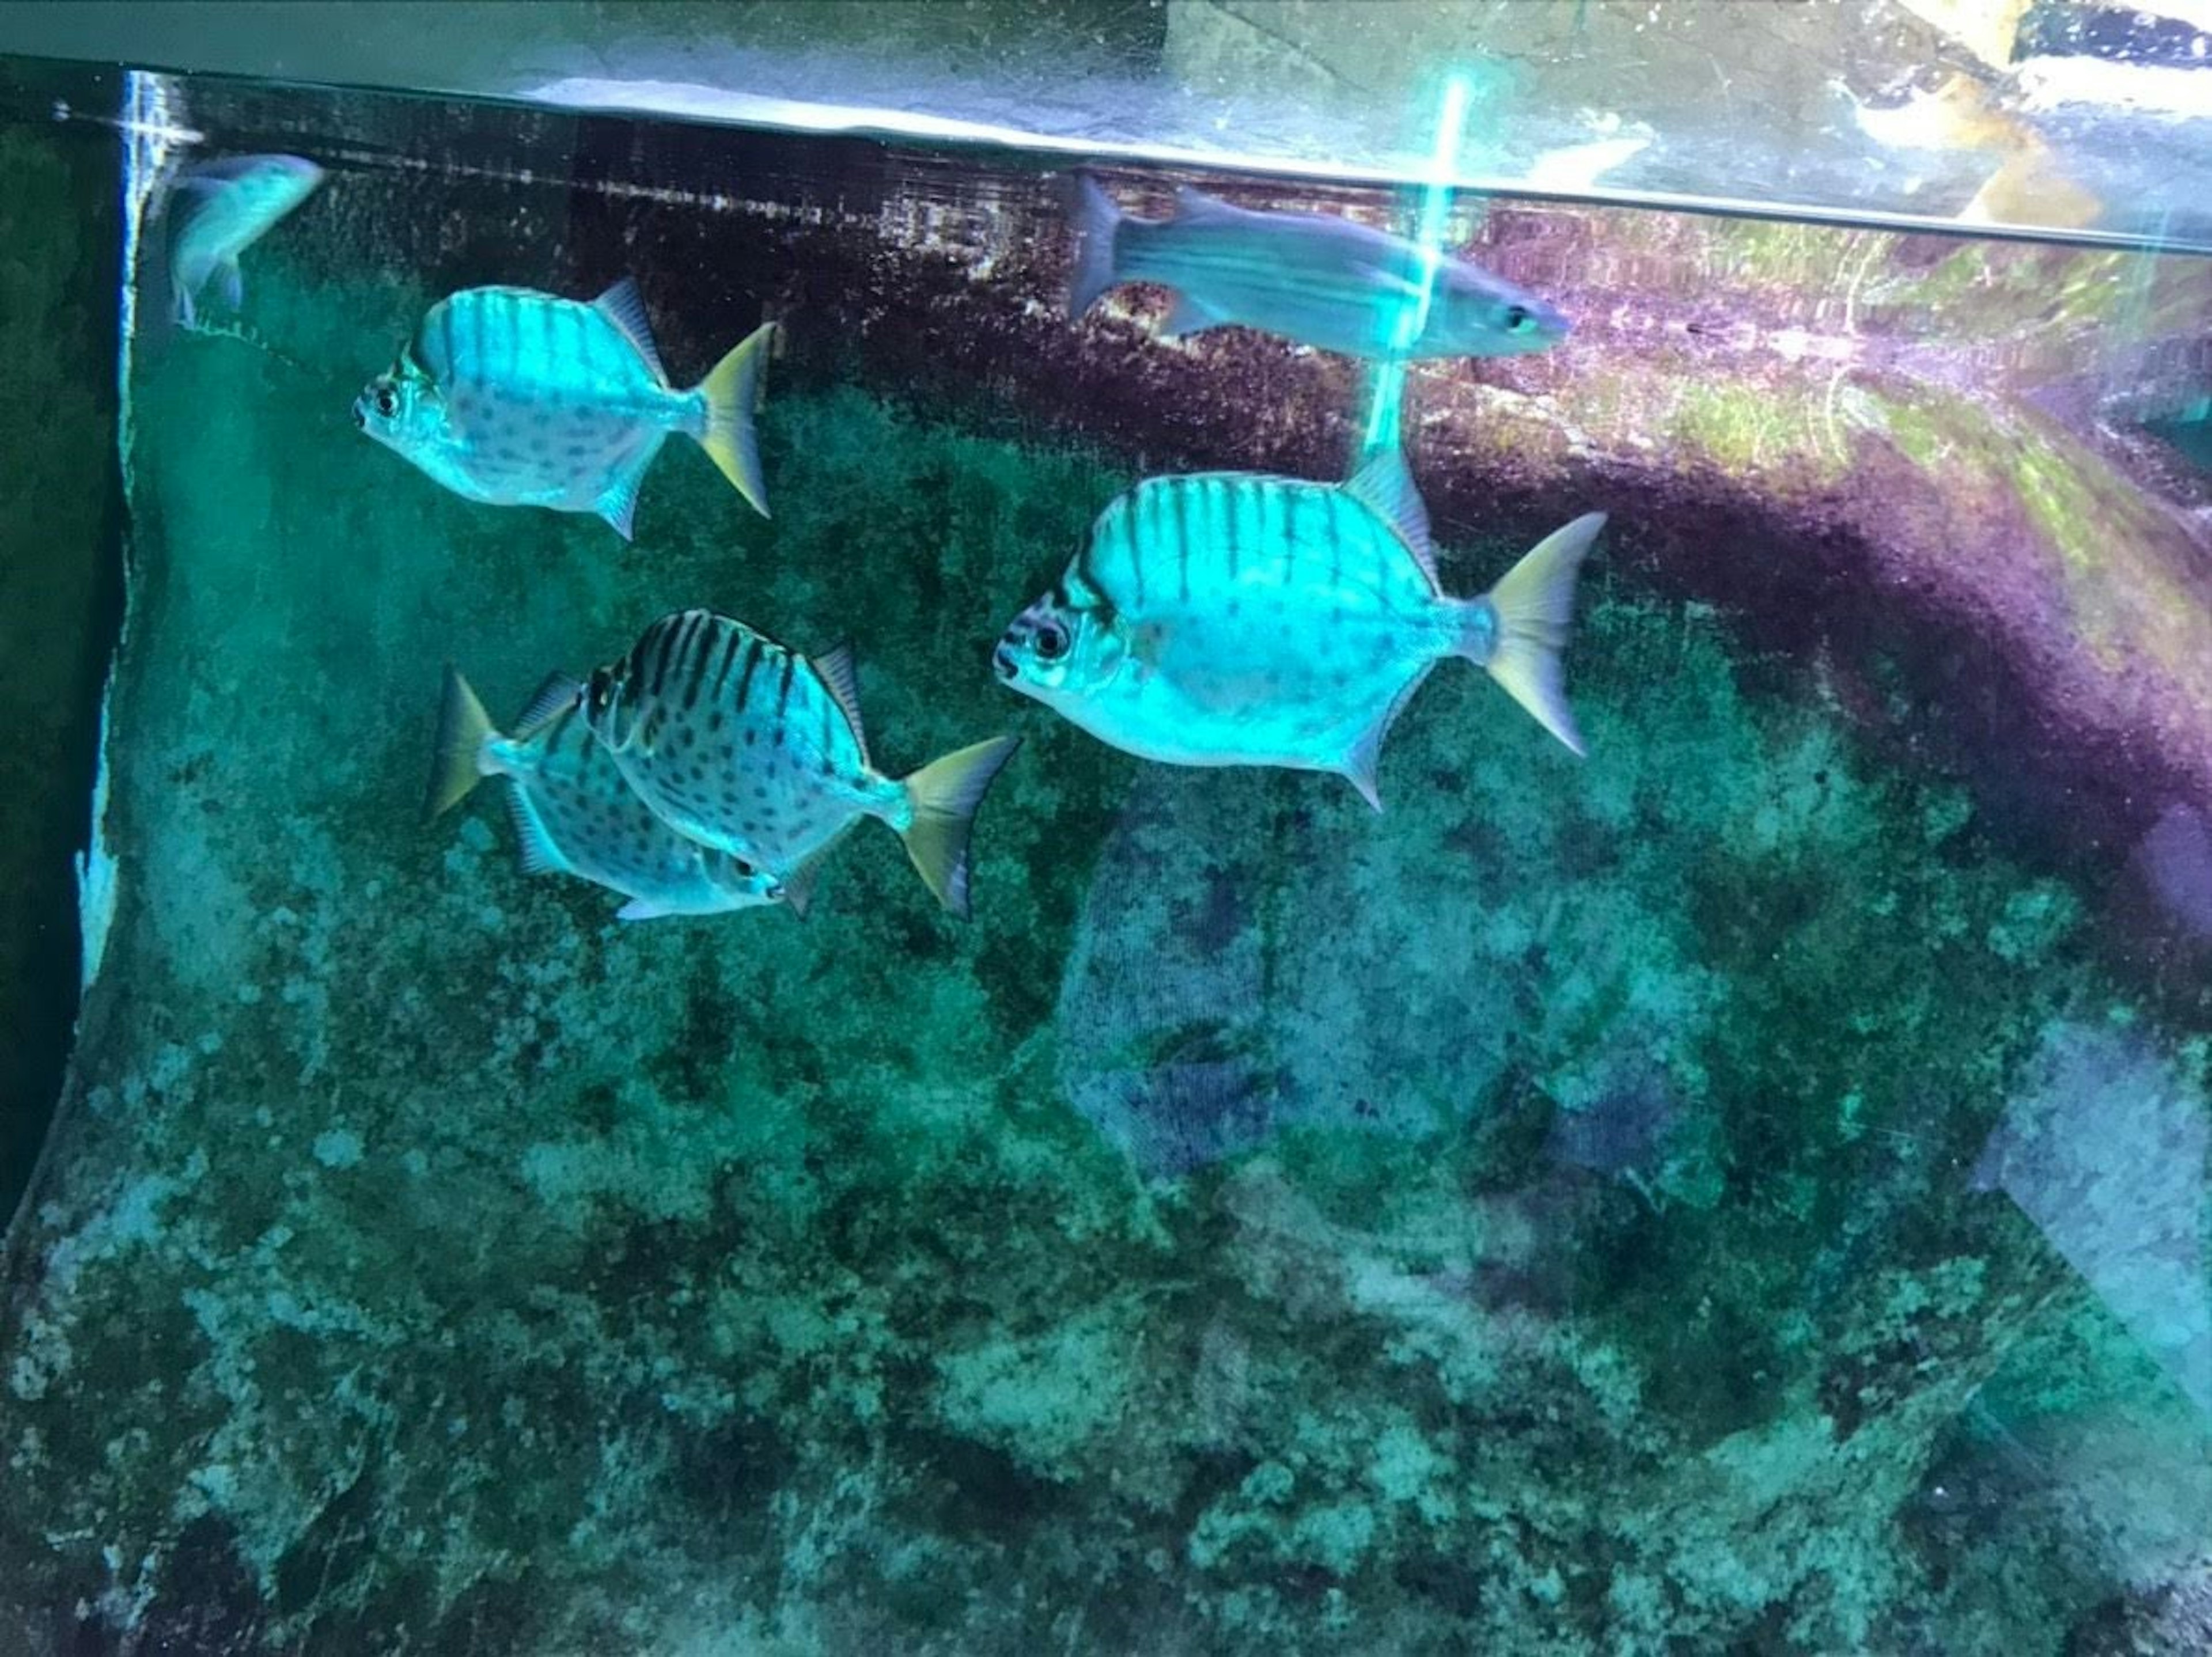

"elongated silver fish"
[355, 281, 773, 539]
[578, 611, 1020, 917]
[168, 153, 324, 328]
[994, 450, 1604, 803]
[425, 666, 786, 921]
[1065, 173, 1569, 360]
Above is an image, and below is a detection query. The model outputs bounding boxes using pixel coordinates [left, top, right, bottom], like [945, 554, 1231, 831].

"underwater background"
[2, 5, 2211, 1652]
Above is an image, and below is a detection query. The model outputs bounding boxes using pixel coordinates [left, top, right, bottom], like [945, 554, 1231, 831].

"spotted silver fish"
[579, 611, 1020, 918]
[355, 281, 773, 539]
[994, 450, 1604, 802]
[168, 153, 324, 328]
[1065, 173, 1569, 359]
[425, 666, 786, 921]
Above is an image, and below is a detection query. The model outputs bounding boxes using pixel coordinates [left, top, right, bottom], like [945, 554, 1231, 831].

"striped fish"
[355, 281, 774, 539]
[168, 153, 324, 328]
[1065, 173, 1569, 359]
[425, 666, 785, 921]
[994, 449, 1604, 803]
[579, 611, 1021, 918]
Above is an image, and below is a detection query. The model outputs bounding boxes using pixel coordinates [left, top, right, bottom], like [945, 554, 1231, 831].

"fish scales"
[996, 451, 1605, 798]
[427, 668, 781, 921]
[594, 611, 881, 874]
[1064, 174, 1569, 361]
[584, 609, 1022, 917]
[357, 280, 776, 535]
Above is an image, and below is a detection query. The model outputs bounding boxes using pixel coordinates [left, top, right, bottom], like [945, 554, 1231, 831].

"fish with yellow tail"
[355, 280, 774, 539]
[579, 611, 1021, 919]
[994, 449, 1603, 803]
[425, 666, 787, 921]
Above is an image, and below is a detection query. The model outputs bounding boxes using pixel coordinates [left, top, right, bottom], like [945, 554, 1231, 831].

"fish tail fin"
[896, 735, 1021, 919]
[1062, 170, 1123, 320]
[425, 665, 496, 822]
[694, 320, 776, 518]
[1462, 512, 1606, 757]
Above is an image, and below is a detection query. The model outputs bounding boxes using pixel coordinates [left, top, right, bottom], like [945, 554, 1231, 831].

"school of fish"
[173, 152, 1599, 923]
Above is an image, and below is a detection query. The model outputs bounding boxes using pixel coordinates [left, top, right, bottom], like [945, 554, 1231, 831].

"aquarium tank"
[2, 1, 2209, 1650]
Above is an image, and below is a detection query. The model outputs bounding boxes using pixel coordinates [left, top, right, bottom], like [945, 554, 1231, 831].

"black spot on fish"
[743, 730, 756, 748]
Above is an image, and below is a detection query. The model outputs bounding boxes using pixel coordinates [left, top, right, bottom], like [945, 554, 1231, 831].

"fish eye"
[1033, 618, 1071, 662]
[373, 384, 398, 418]
[1503, 304, 1533, 333]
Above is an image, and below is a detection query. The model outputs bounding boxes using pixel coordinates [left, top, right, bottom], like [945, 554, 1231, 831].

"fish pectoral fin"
[504, 789, 574, 877]
[616, 896, 674, 921]
[1158, 292, 1228, 339]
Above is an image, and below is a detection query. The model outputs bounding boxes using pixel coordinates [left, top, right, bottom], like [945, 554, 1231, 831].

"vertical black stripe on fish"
[710, 624, 744, 698]
[647, 614, 687, 697]
[819, 683, 836, 775]
[436, 301, 457, 383]
[469, 293, 489, 385]
[681, 616, 719, 708]
[734, 638, 763, 709]
[772, 651, 796, 742]
[622, 631, 653, 692]
[1176, 484, 1195, 604]
[1314, 490, 1339, 588]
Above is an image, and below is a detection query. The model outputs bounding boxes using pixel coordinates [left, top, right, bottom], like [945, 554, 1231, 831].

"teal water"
[1, 55, 2209, 1656]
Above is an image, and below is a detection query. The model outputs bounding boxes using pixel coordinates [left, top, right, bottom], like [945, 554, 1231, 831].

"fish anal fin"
[504, 787, 574, 877]
[616, 896, 673, 921]
[595, 445, 656, 541]
[1345, 447, 1435, 581]
[1339, 667, 1435, 814]
[513, 672, 581, 736]
[808, 642, 870, 765]
[1158, 291, 1227, 339]
[593, 276, 667, 382]
[219, 257, 244, 312]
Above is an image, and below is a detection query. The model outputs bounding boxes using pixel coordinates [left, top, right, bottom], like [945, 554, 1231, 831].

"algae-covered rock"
[1, 89, 2207, 1657]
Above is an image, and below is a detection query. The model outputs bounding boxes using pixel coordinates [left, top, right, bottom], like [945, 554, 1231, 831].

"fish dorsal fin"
[593, 276, 667, 383]
[503, 787, 573, 877]
[809, 642, 870, 765]
[513, 672, 581, 737]
[1171, 184, 1242, 225]
[1345, 446, 1435, 585]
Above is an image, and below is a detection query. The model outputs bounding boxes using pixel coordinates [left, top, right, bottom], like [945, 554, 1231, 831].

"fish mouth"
[991, 642, 1018, 682]
[349, 397, 367, 430]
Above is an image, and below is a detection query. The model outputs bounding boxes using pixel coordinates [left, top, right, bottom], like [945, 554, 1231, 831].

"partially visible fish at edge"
[168, 153, 325, 328]
[1062, 171, 1569, 360]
